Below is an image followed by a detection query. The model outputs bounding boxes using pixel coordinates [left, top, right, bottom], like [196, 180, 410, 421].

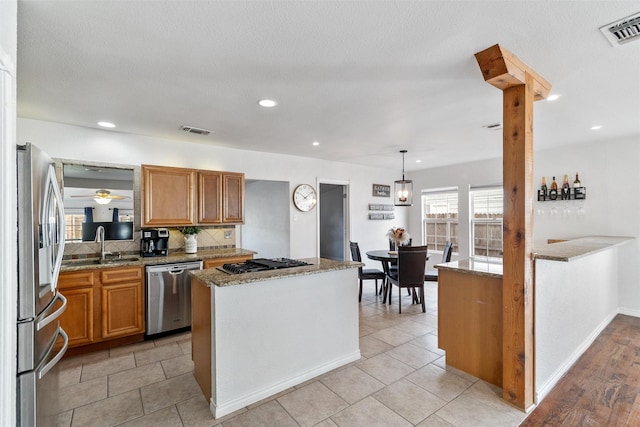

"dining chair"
[349, 241, 386, 302]
[389, 238, 413, 296]
[424, 241, 453, 282]
[386, 245, 428, 313]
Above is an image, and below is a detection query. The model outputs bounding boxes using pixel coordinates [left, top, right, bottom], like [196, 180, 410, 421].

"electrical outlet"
[224, 230, 232, 239]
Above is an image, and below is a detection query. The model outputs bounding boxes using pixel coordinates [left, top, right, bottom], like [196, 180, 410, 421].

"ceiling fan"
[71, 189, 129, 205]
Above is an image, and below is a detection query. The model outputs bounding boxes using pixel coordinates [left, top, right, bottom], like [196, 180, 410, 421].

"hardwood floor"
[521, 314, 640, 426]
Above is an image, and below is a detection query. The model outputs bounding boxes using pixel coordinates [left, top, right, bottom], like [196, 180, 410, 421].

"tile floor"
[54, 283, 527, 426]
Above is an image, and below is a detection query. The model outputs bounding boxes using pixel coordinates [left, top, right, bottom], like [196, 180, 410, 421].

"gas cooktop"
[220, 258, 311, 274]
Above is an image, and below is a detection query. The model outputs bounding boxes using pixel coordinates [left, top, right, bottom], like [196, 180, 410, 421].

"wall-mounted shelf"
[537, 187, 586, 202]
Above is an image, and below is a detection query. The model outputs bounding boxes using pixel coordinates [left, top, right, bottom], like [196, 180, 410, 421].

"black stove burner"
[221, 258, 311, 274]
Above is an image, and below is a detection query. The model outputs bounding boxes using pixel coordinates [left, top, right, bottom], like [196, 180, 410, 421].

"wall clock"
[293, 184, 317, 212]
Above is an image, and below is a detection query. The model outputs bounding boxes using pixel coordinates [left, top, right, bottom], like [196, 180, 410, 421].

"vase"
[184, 234, 198, 254]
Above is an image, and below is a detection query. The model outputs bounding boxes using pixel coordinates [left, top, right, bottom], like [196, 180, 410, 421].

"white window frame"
[421, 188, 458, 254]
[470, 186, 503, 261]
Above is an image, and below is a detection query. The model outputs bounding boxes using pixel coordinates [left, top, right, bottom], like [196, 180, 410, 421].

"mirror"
[58, 160, 138, 242]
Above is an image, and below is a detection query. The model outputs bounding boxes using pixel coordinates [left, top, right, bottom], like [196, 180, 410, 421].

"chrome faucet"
[94, 225, 112, 260]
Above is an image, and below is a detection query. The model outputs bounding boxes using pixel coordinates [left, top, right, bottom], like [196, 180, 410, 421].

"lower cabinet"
[203, 255, 252, 270]
[59, 266, 144, 348]
[60, 286, 94, 347]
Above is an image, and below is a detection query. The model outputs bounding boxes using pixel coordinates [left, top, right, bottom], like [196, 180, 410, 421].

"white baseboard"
[535, 310, 617, 403]
[618, 307, 640, 318]
[210, 350, 361, 419]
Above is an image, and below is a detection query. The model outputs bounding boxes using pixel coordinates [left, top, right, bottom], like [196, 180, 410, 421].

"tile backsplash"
[63, 225, 236, 259]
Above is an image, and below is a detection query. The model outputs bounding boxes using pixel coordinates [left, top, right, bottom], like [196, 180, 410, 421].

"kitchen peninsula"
[190, 258, 362, 419]
[436, 236, 633, 404]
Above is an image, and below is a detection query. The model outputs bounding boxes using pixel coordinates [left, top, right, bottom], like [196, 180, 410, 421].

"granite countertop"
[191, 257, 363, 287]
[434, 236, 634, 278]
[60, 248, 257, 272]
[435, 259, 503, 279]
[533, 236, 634, 262]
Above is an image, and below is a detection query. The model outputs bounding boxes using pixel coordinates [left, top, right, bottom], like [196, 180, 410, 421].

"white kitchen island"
[190, 257, 362, 419]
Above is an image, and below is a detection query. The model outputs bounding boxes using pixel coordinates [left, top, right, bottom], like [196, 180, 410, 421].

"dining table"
[366, 249, 429, 304]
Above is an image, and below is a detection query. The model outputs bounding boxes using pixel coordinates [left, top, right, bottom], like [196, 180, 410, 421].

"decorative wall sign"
[369, 212, 395, 220]
[368, 204, 395, 211]
[372, 184, 391, 197]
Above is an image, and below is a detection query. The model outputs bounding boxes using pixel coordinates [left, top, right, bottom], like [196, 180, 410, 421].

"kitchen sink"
[62, 256, 140, 267]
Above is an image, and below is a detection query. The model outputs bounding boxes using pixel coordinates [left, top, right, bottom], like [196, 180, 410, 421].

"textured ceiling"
[16, 1, 640, 171]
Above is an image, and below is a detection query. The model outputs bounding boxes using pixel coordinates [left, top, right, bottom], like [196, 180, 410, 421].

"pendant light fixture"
[394, 150, 413, 206]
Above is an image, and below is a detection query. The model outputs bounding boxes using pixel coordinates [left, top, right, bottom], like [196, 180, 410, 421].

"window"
[65, 214, 84, 242]
[422, 189, 458, 253]
[65, 211, 134, 242]
[470, 187, 503, 259]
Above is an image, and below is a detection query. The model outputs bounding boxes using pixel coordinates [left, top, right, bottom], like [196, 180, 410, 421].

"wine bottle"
[573, 173, 581, 188]
[550, 176, 558, 191]
[541, 177, 547, 192]
[562, 174, 570, 189]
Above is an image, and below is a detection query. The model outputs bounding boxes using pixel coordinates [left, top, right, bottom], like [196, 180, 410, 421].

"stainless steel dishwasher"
[145, 261, 202, 336]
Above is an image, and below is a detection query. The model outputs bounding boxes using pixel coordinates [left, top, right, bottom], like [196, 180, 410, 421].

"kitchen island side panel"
[534, 249, 620, 402]
[191, 276, 212, 402]
[210, 268, 360, 418]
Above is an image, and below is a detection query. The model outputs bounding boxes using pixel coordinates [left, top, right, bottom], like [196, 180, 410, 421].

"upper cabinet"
[223, 172, 245, 223]
[143, 165, 244, 227]
[142, 165, 196, 226]
[197, 170, 222, 224]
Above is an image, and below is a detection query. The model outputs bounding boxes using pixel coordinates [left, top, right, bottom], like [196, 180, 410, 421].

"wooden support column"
[474, 44, 551, 410]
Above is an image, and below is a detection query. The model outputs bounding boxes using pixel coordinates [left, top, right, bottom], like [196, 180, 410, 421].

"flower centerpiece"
[386, 227, 410, 251]
[179, 226, 201, 254]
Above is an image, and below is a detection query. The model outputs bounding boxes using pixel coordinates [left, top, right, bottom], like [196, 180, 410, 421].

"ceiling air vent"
[483, 122, 503, 131]
[599, 12, 640, 47]
[180, 125, 213, 135]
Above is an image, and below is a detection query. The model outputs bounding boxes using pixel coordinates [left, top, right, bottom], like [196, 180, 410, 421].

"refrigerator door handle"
[36, 293, 67, 331]
[45, 164, 66, 291]
[38, 327, 68, 380]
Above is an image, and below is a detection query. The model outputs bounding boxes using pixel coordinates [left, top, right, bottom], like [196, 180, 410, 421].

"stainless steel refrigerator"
[16, 143, 68, 426]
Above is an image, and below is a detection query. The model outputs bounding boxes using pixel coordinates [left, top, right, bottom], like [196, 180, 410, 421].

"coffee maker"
[140, 228, 169, 257]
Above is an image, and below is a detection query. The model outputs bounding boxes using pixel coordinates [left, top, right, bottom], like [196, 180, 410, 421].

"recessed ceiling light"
[312, 141, 320, 146]
[258, 99, 278, 108]
[97, 121, 116, 128]
[415, 160, 422, 163]
[546, 94, 561, 101]
[591, 125, 603, 130]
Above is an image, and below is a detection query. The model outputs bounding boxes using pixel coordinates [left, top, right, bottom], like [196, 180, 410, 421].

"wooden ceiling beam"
[475, 44, 551, 101]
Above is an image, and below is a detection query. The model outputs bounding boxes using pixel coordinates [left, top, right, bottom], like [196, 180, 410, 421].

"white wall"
[0, 0, 17, 423]
[243, 180, 290, 259]
[17, 118, 406, 266]
[406, 135, 640, 312]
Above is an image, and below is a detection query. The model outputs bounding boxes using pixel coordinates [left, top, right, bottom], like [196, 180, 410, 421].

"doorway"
[319, 182, 349, 261]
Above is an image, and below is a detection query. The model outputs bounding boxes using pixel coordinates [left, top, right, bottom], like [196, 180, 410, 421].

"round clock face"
[293, 184, 317, 212]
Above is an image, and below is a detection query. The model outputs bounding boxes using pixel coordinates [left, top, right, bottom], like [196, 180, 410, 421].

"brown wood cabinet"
[100, 267, 144, 339]
[197, 170, 222, 224]
[203, 254, 253, 270]
[59, 266, 144, 349]
[58, 271, 94, 347]
[142, 164, 196, 226]
[143, 165, 244, 227]
[222, 172, 244, 223]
